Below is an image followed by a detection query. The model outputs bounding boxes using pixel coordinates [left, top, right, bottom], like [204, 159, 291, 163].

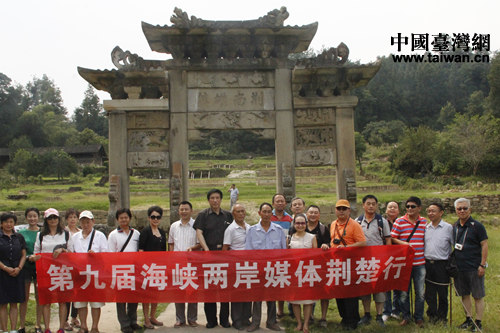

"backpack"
[356, 213, 386, 242]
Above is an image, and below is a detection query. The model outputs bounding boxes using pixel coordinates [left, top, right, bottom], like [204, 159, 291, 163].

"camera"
[333, 239, 341, 245]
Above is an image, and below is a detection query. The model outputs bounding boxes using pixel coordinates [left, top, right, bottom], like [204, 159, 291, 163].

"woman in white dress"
[288, 213, 317, 333]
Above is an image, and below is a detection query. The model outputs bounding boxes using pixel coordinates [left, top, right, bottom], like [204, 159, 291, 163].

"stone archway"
[78, 7, 380, 223]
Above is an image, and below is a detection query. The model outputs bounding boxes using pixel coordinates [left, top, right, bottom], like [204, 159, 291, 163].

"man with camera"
[329, 199, 366, 330]
[453, 198, 488, 332]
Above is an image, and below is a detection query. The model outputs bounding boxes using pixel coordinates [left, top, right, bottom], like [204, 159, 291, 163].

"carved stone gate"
[78, 7, 380, 223]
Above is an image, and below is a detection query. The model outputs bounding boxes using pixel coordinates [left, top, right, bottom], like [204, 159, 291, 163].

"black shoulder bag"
[120, 229, 135, 252]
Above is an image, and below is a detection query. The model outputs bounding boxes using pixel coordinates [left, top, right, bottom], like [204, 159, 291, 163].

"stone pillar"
[169, 70, 189, 222]
[335, 104, 357, 213]
[274, 68, 295, 202]
[105, 107, 129, 218]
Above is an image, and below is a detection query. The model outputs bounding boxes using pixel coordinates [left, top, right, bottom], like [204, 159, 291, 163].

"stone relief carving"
[127, 152, 169, 169]
[188, 88, 274, 112]
[170, 7, 289, 29]
[169, 162, 183, 222]
[295, 127, 335, 147]
[296, 43, 350, 67]
[189, 111, 274, 130]
[187, 72, 273, 88]
[128, 130, 168, 152]
[127, 113, 169, 129]
[344, 168, 357, 202]
[107, 175, 121, 226]
[295, 149, 335, 167]
[294, 108, 335, 126]
[281, 163, 294, 203]
[111, 46, 144, 69]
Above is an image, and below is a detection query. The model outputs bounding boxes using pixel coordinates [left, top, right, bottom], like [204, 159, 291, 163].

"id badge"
[455, 243, 463, 251]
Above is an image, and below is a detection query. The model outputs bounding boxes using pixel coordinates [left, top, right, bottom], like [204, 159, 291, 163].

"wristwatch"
[479, 263, 488, 268]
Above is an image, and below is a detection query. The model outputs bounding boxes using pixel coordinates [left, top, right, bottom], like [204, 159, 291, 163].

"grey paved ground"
[58, 302, 283, 333]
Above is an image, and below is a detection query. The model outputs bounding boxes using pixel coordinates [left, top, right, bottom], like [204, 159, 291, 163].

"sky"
[1, 0, 499, 115]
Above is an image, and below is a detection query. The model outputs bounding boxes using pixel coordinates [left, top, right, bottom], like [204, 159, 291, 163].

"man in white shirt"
[168, 201, 199, 328]
[223, 204, 251, 330]
[69, 210, 108, 333]
[108, 208, 140, 333]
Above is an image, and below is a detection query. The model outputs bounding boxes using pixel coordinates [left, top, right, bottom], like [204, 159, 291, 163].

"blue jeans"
[399, 265, 425, 321]
[383, 290, 402, 316]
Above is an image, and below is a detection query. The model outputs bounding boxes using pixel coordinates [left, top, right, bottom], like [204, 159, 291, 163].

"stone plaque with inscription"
[128, 129, 168, 152]
[295, 127, 335, 148]
[294, 108, 335, 126]
[188, 88, 274, 112]
[295, 148, 336, 166]
[127, 152, 169, 169]
[127, 112, 169, 129]
[187, 71, 275, 88]
[188, 111, 275, 130]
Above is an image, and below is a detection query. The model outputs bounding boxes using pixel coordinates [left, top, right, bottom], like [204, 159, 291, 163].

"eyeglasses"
[406, 205, 417, 209]
[456, 207, 469, 211]
[294, 222, 306, 225]
[149, 215, 162, 220]
[336, 207, 349, 211]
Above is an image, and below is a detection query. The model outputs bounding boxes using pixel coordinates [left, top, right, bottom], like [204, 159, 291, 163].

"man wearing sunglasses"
[453, 198, 488, 332]
[391, 196, 427, 328]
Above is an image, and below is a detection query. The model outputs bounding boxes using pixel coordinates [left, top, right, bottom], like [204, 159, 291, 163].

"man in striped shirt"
[391, 196, 427, 327]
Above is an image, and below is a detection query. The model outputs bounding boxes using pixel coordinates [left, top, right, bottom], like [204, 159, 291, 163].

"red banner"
[36, 246, 414, 305]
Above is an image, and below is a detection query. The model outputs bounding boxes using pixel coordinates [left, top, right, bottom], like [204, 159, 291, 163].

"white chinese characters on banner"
[47, 264, 73, 291]
[80, 264, 105, 289]
[45, 257, 407, 292]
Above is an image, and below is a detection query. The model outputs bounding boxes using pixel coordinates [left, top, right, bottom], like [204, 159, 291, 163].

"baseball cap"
[44, 208, 59, 218]
[79, 210, 94, 220]
[335, 199, 351, 209]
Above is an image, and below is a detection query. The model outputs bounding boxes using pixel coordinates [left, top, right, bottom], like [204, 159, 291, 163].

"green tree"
[15, 111, 46, 147]
[0, 73, 23, 146]
[486, 53, 500, 117]
[8, 136, 33, 157]
[7, 149, 41, 179]
[445, 114, 500, 175]
[65, 128, 107, 146]
[73, 85, 108, 137]
[40, 150, 78, 180]
[437, 102, 457, 128]
[362, 120, 405, 146]
[390, 126, 437, 177]
[465, 90, 486, 116]
[22, 74, 67, 116]
[14, 104, 78, 147]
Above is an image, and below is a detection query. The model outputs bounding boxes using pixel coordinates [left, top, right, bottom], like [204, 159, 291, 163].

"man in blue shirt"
[245, 203, 286, 332]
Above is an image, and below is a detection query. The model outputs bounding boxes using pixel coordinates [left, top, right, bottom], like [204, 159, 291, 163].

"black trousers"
[336, 297, 360, 329]
[204, 302, 230, 326]
[425, 259, 449, 321]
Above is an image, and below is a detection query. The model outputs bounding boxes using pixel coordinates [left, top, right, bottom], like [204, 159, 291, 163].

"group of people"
[0, 189, 488, 333]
